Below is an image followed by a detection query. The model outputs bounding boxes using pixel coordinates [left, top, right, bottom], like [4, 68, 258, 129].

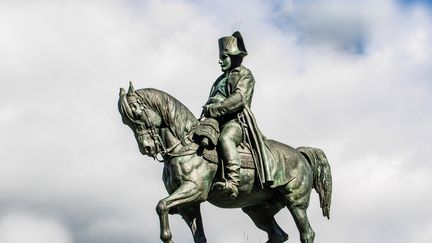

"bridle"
[123, 88, 196, 161]
[136, 106, 195, 162]
[132, 102, 168, 161]
[131, 95, 193, 162]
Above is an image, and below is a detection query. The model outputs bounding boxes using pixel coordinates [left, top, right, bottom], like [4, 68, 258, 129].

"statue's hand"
[203, 103, 221, 118]
[208, 97, 224, 103]
[202, 104, 211, 117]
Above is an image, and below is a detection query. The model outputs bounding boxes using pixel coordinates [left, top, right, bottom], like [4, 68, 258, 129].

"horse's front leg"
[178, 205, 207, 243]
[156, 181, 205, 243]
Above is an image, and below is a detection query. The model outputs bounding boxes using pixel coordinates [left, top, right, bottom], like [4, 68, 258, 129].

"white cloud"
[0, 0, 431, 242]
[0, 213, 72, 243]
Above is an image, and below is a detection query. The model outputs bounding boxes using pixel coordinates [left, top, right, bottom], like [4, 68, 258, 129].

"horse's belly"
[207, 168, 273, 208]
[208, 189, 274, 208]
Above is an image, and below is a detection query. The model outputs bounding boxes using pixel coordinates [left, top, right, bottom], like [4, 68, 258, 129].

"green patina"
[118, 32, 332, 243]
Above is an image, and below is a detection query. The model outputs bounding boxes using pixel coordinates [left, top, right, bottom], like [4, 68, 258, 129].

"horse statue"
[118, 83, 332, 243]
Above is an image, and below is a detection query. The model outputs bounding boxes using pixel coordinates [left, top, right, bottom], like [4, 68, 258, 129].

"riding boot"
[214, 120, 243, 199]
[215, 147, 241, 199]
[225, 158, 240, 199]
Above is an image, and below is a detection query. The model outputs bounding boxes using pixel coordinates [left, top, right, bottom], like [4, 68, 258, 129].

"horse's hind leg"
[242, 203, 288, 243]
[283, 188, 315, 243]
[283, 156, 316, 243]
[177, 205, 207, 243]
[288, 205, 315, 243]
[284, 188, 315, 243]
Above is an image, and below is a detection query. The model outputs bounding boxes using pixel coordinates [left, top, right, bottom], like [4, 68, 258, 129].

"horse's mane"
[136, 88, 198, 140]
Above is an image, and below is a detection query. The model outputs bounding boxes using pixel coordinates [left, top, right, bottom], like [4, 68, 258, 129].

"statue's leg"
[288, 206, 315, 243]
[156, 181, 205, 243]
[178, 205, 207, 243]
[216, 121, 243, 198]
[242, 203, 288, 243]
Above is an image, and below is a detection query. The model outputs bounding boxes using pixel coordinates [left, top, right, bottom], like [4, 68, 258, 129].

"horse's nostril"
[145, 146, 151, 153]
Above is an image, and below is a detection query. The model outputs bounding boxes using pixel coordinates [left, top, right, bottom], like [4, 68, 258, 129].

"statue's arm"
[206, 69, 255, 117]
[203, 74, 226, 105]
[200, 82, 218, 119]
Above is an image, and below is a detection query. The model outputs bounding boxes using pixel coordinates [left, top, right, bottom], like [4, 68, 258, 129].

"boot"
[215, 127, 242, 199]
[215, 159, 240, 199]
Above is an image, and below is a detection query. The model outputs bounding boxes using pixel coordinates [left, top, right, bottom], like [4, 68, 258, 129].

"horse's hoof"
[266, 235, 288, 243]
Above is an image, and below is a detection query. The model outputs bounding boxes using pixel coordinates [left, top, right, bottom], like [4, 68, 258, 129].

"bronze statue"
[118, 32, 332, 243]
[201, 31, 274, 199]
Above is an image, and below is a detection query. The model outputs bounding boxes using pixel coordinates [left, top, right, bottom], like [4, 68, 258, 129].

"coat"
[203, 65, 275, 187]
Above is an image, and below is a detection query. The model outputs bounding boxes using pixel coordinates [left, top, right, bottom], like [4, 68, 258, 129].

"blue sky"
[0, 1, 431, 243]
[401, 0, 432, 6]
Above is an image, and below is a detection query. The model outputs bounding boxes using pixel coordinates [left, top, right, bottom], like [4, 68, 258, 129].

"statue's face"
[219, 54, 231, 72]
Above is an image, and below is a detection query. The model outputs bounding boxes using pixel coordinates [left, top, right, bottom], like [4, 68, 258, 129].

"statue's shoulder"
[232, 65, 252, 76]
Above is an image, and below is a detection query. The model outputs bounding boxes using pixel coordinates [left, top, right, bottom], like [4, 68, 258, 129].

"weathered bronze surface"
[118, 32, 332, 243]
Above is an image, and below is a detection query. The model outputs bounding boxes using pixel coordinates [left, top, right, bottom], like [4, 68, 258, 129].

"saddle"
[194, 118, 255, 169]
[194, 118, 296, 188]
[202, 145, 255, 169]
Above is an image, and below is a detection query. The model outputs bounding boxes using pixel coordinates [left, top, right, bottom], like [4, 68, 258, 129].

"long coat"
[204, 65, 275, 187]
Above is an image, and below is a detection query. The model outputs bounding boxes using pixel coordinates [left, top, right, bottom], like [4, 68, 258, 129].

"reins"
[133, 91, 197, 161]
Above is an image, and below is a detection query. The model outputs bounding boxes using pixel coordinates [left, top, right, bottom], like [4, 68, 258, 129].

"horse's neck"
[160, 127, 183, 152]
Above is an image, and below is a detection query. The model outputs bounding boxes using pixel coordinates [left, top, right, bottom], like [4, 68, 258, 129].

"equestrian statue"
[118, 32, 332, 243]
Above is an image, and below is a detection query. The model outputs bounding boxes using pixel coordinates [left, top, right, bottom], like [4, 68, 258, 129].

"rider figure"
[202, 31, 255, 199]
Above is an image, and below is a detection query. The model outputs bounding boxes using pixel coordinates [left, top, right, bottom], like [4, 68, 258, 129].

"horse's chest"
[163, 157, 195, 192]
[163, 164, 182, 192]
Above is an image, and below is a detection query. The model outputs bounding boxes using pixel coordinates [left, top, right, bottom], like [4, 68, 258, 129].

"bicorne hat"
[218, 31, 248, 57]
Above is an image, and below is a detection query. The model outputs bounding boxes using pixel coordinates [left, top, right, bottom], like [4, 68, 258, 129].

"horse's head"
[118, 82, 165, 159]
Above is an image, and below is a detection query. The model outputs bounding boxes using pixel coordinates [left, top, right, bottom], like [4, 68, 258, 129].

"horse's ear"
[119, 87, 134, 121]
[128, 81, 135, 95]
[119, 88, 126, 96]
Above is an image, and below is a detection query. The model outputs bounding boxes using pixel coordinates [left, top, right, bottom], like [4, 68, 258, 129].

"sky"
[0, 0, 431, 243]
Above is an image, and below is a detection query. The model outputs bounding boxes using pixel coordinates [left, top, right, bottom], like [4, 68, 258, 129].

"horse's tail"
[297, 147, 332, 219]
